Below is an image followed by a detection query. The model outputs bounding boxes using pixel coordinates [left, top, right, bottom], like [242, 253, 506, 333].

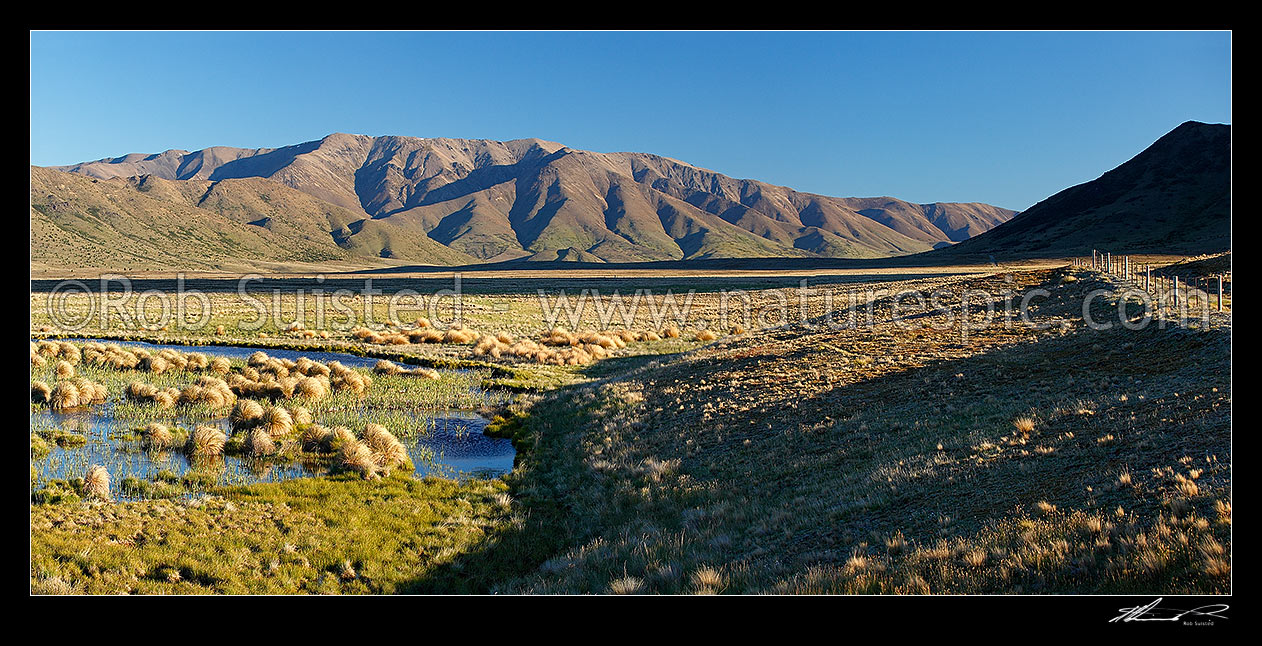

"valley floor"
[30, 266, 1231, 594]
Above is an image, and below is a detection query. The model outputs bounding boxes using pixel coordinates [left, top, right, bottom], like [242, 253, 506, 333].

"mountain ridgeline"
[34, 134, 1014, 271]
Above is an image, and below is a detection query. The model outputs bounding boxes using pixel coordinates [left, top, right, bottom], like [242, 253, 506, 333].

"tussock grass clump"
[661, 326, 681, 338]
[73, 343, 231, 375]
[49, 382, 79, 409]
[81, 380, 108, 404]
[225, 363, 332, 402]
[289, 406, 313, 427]
[141, 423, 176, 451]
[47, 379, 107, 410]
[82, 465, 110, 501]
[329, 362, 372, 395]
[126, 377, 231, 410]
[541, 328, 624, 349]
[338, 440, 380, 480]
[301, 424, 331, 451]
[609, 576, 645, 595]
[374, 359, 404, 375]
[245, 427, 278, 457]
[186, 426, 227, 458]
[373, 360, 441, 379]
[152, 389, 178, 409]
[230, 399, 265, 431]
[54, 360, 75, 379]
[694, 329, 718, 342]
[31, 380, 51, 404]
[355, 324, 478, 346]
[691, 567, 725, 593]
[442, 327, 478, 344]
[475, 326, 664, 365]
[412, 366, 443, 380]
[186, 353, 209, 371]
[407, 328, 445, 344]
[613, 330, 639, 344]
[178, 377, 237, 408]
[1013, 417, 1036, 435]
[473, 336, 510, 359]
[260, 406, 294, 437]
[126, 381, 157, 401]
[362, 423, 410, 474]
[295, 376, 328, 399]
[293, 357, 330, 377]
[80, 343, 141, 370]
[322, 426, 358, 453]
[36, 340, 81, 365]
[140, 355, 170, 374]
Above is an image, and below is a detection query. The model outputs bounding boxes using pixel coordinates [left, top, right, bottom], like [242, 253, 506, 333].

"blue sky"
[30, 31, 1230, 211]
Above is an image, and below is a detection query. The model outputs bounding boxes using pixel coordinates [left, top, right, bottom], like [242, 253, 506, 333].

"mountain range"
[33, 134, 1014, 271]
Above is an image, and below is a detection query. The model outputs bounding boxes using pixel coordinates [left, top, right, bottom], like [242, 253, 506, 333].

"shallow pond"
[32, 340, 517, 499]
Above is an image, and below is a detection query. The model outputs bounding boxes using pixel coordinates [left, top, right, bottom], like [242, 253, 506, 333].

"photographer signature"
[1110, 598, 1229, 623]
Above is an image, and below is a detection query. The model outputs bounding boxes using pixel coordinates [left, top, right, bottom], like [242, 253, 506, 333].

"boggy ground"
[413, 267, 1231, 594]
[31, 475, 511, 594]
[31, 266, 1231, 594]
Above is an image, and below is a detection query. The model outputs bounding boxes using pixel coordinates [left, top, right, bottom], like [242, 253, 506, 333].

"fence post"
[1145, 265, 1150, 292]
[1174, 276, 1180, 308]
[1218, 275, 1224, 312]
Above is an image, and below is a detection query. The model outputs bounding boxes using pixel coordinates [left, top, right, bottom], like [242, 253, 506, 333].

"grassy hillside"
[30, 167, 347, 272]
[422, 269, 1230, 593]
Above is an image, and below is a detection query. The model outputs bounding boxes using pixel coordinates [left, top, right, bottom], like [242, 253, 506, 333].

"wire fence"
[1072, 250, 1231, 314]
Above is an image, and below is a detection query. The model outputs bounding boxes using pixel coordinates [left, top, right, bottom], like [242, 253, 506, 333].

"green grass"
[31, 474, 512, 594]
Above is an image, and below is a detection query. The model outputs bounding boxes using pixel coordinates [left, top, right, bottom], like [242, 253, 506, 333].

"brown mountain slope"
[29, 166, 476, 272]
[49, 135, 1015, 264]
[941, 121, 1231, 258]
[30, 166, 336, 272]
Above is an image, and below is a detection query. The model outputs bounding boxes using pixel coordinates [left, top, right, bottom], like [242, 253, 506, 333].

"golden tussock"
[245, 427, 278, 456]
[31, 381, 51, 404]
[142, 422, 175, 451]
[260, 406, 294, 437]
[230, 399, 265, 430]
[339, 440, 380, 480]
[186, 426, 227, 458]
[82, 465, 110, 500]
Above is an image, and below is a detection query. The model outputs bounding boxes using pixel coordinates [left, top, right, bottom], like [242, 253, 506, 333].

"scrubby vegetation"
[31, 266, 1232, 594]
[409, 268, 1231, 594]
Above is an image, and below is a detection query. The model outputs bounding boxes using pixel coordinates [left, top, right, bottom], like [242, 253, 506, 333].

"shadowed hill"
[940, 121, 1230, 259]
